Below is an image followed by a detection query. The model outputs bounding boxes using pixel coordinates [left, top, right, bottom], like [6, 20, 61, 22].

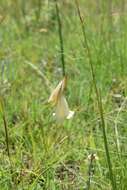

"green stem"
[55, 0, 65, 77]
[75, 1, 116, 189]
[0, 98, 10, 158]
[0, 99, 18, 190]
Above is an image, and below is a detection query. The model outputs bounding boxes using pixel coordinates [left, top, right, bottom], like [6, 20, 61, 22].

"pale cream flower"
[48, 77, 74, 123]
[88, 154, 99, 161]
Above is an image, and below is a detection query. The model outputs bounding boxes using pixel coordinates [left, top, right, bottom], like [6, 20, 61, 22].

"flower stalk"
[55, 0, 65, 77]
[75, 1, 117, 189]
[0, 97, 10, 158]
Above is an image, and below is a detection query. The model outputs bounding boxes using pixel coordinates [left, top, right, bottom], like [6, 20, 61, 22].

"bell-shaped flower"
[48, 77, 74, 123]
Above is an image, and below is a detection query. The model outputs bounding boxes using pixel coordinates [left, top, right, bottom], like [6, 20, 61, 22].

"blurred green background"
[0, 0, 127, 189]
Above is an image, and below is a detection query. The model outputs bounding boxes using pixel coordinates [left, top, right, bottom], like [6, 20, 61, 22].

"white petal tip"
[66, 110, 75, 120]
[53, 113, 56, 116]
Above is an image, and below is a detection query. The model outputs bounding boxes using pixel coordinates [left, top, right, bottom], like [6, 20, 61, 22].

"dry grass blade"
[25, 60, 52, 92]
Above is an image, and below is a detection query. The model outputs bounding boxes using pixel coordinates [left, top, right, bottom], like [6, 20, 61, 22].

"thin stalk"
[107, 0, 113, 64]
[55, 0, 65, 77]
[0, 97, 18, 189]
[21, 0, 29, 33]
[114, 97, 127, 154]
[36, 0, 42, 22]
[0, 97, 10, 158]
[85, 153, 97, 190]
[120, 0, 125, 76]
[38, 120, 48, 155]
[85, 154, 94, 190]
[75, 1, 117, 189]
[0, 97, 16, 188]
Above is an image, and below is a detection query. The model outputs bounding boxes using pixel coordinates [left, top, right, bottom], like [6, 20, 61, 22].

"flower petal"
[55, 95, 69, 122]
[48, 77, 67, 105]
[66, 110, 75, 119]
[54, 95, 74, 123]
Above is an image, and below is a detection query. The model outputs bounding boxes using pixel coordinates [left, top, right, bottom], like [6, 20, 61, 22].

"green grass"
[0, 0, 127, 189]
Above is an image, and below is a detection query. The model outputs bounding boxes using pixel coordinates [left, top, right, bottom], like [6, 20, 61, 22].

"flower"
[88, 154, 99, 161]
[48, 77, 74, 123]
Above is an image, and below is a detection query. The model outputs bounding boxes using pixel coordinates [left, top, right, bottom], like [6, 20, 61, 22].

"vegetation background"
[0, 0, 127, 189]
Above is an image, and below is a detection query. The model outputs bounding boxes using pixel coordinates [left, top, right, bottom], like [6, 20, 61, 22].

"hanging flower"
[48, 77, 74, 123]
